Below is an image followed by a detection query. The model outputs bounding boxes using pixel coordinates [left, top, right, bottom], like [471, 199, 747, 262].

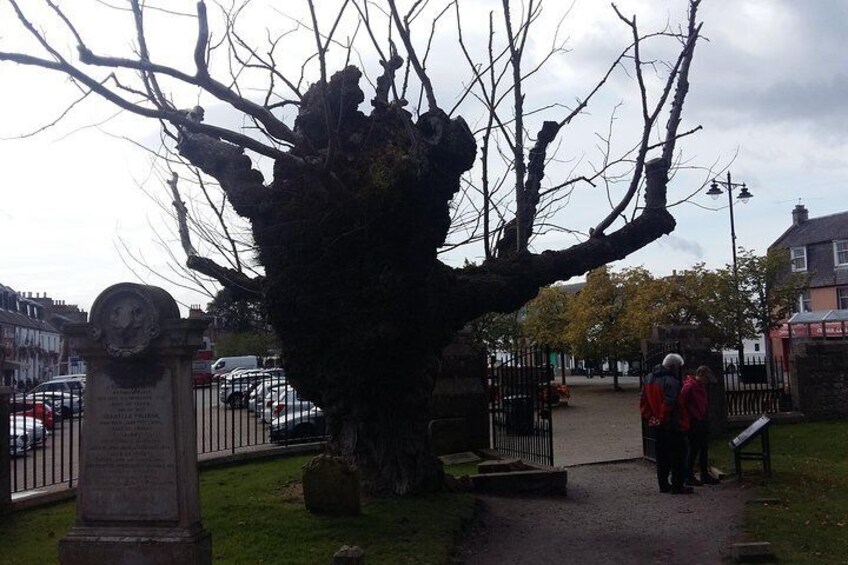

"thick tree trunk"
[178, 65, 678, 495]
[209, 67, 475, 495]
[324, 361, 445, 495]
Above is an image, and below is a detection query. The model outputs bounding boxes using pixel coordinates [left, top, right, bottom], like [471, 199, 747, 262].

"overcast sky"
[1, 0, 846, 315]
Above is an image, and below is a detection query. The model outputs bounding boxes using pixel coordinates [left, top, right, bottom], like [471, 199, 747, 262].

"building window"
[834, 240, 848, 267]
[797, 290, 811, 313]
[754, 343, 761, 352]
[838, 287, 848, 310]
[791, 246, 807, 272]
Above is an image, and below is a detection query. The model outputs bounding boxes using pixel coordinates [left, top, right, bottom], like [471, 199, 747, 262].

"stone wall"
[790, 340, 848, 421]
[429, 335, 489, 456]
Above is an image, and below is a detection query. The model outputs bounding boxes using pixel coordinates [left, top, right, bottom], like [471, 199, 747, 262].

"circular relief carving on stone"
[90, 285, 162, 358]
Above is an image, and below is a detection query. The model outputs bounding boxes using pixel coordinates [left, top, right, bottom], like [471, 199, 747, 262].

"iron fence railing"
[8, 391, 82, 495]
[7, 373, 326, 496]
[488, 348, 555, 467]
[722, 355, 792, 416]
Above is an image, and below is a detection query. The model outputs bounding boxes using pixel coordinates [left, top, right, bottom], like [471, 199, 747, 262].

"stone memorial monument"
[59, 283, 212, 564]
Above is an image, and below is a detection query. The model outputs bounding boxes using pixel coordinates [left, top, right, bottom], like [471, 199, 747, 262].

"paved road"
[459, 376, 753, 565]
[553, 376, 643, 466]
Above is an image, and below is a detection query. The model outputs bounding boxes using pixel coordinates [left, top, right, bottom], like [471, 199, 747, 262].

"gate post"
[430, 333, 489, 455]
[1, 386, 11, 514]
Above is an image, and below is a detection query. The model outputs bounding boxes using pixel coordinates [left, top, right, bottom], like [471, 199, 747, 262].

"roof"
[772, 210, 848, 248]
[0, 309, 59, 333]
[0, 283, 60, 333]
[788, 310, 848, 324]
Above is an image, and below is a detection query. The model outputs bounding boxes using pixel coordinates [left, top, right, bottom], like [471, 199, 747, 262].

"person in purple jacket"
[680, 365, 720, 486]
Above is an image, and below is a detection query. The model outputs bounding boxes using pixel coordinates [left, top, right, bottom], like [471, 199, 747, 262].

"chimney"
[792, 204, 808, 226]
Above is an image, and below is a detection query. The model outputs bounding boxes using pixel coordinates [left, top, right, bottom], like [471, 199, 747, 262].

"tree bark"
[174, 66, 679, 495]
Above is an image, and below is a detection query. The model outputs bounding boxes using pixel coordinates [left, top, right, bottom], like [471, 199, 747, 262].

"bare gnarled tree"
[1, 0, 703, 495]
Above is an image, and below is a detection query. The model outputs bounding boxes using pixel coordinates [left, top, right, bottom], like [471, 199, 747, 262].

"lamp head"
[737, 184, 753, 204]
[706, 181, 723, 200]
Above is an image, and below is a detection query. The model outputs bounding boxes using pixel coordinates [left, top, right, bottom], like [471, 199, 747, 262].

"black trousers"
[686, 420, 710, 479]
[654, 427, 686, 491]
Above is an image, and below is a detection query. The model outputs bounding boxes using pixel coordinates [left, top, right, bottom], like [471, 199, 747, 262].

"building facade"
[0, 285, 88, 388]
[769, 204, 848, 357]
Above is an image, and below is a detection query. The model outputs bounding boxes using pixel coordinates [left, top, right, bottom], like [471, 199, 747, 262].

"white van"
[211, 355, 260, 375]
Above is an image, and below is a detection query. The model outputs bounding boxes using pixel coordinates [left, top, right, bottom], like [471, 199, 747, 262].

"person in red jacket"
[640, 353, 692, 494]
[680, 365, 721, 486]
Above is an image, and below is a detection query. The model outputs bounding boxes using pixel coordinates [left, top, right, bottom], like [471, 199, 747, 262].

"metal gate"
[488, 348, 555, 467]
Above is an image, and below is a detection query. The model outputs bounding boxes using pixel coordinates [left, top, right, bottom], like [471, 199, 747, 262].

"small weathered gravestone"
[58, 283, 211, 564]
[333, 545, 365, 564]
[302, 454, 361, 516]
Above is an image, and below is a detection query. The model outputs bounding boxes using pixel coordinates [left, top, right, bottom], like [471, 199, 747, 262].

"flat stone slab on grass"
[470, 468, 567, 496]
[731, 542, 775, 563]
[476, 459, 536, 474]
[439, 452, 482, 466]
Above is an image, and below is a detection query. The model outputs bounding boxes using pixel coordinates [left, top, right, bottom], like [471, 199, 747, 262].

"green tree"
[647, 264, 739, 349]
[465, 311, 523, 351]
[522, 286, 573, 349]
[564, 267, 637, 389]
[737, 247, 810, 350]
[207, 288, 268, 333]
[214, 332, 279, 358]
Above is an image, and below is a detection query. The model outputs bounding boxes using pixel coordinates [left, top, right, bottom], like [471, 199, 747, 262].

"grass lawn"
[730, 420, 848, 565]
[0, 455, 476, 565]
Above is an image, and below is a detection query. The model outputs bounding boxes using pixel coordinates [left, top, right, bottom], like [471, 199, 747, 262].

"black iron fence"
[488, 348, 556, 467]
[723, 355, 793, 416]
[7, 372, 326, 496]
[8, 391, 82, 495]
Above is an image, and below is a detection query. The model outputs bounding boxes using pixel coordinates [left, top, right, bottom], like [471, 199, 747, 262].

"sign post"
[729, 414, 772, 479]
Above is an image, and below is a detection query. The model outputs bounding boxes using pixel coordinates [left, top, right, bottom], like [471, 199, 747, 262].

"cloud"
[659, 235, 704, 259]
[688, 0, 848, 138]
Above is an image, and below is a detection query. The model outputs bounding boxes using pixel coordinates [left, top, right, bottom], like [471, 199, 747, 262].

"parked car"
[211, 355, 261, 376]
[218, 370, 267, 408]
[10, 415, 47, 447]
[31, 376, 84, 396]
[26, 391, 83, 418]
[9, 427, 30, 457]
[212, 367, 247, 383]
[10, 399, 56, 429]
[269, 402, 326, 444]
[247, 373, 288, 415]
[263, 386, 316, 424]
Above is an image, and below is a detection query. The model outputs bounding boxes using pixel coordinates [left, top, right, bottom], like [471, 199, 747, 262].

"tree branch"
[451, 157, 674, 325]
[168, 172, 262, 299]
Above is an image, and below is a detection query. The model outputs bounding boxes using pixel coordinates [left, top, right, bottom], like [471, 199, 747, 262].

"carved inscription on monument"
[81, 362, 178, 522]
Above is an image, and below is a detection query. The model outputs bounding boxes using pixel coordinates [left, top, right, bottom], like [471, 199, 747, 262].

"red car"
[10, 400, 55, 430]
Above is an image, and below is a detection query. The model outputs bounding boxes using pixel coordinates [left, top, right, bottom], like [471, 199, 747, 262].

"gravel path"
[457, 378, 754, 565]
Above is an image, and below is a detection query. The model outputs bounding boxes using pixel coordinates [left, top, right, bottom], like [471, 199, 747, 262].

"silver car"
[262, 386, 313, 424]
[269, 403, 326, 444]
[26, 391, 83, 418]
[9, 429, 29, 456]
[218, 370, 266, 408]
[247, 373, 287, 415]
[10, 415, 47, 449]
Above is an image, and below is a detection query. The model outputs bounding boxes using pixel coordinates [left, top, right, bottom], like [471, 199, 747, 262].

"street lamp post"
[707, 172, 753, 368]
